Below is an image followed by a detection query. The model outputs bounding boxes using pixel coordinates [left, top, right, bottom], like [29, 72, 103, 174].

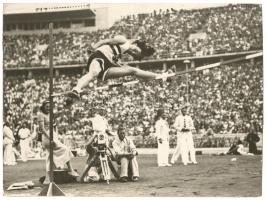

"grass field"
[3, 154, 262, 197]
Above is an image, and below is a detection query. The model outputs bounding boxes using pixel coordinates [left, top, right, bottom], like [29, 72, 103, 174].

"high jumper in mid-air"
[65, 35, 165, 106]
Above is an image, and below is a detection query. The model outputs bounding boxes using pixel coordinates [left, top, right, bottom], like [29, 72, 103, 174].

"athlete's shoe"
[65, 90, 81, 107]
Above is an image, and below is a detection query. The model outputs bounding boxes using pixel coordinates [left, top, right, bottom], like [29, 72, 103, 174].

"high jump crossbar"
[52, 51, 262, 97]
[95, 51, 263, 90]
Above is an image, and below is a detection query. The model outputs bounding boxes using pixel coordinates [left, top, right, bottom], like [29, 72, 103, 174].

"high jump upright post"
[184, 59, 190, 103]
[39, 22, 65, 196]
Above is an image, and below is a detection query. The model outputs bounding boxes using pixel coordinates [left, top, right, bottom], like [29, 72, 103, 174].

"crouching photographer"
[80, 109, 119, 183]
[112, 125, 140, 182]
[82, 131, 110, 182]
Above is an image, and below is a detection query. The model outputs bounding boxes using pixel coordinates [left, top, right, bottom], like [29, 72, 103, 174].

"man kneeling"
[112, 125, 139, 182]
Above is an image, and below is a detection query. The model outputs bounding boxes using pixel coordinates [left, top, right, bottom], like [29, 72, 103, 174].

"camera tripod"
[79, 147, 120, 184]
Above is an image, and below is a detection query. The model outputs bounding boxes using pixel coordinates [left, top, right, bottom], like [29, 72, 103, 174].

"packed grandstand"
[3, 4, 263, 157]
[4, 4, 262, 68]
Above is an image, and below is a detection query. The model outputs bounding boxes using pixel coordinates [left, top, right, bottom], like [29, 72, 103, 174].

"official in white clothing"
[171, 104, 197, 165]
[155, 109, 172, 167]
[18, 122, 31, 162]
[3, 122, 17, 166]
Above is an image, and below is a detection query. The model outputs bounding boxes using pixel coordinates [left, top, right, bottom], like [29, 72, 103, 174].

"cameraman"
[112, 125, 139, 182]
[82, 108, 111, 182]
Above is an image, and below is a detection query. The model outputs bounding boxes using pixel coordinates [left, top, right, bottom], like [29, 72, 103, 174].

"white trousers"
[157, 140, 169, 166]
[185, 132, 197, 163]
[120, 156, 139, 178]
[171, 133, 188, 164]
[4, 143, 16, 165]
[20, 138, 30, 162]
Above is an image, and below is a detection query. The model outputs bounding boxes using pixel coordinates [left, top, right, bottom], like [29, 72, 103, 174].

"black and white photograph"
[1, 1, 264, 197]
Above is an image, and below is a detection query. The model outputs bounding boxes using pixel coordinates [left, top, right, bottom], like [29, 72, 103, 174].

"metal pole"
[184, 60, 190, 103]
[30, 89, 34, 148]
[39, 22, 65, 196]
[48, 23, 54, 182]
[186, 63, 188, 103]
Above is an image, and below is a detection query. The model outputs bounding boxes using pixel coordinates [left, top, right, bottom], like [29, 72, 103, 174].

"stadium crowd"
[3, 60, 263, 156]
[3, 4, 262, 68]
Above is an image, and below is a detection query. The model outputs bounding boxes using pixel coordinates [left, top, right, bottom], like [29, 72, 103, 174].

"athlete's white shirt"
[97, 41, 130, 63]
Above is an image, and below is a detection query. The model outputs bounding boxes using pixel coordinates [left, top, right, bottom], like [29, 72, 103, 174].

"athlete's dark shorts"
[86, 51, 118, 81]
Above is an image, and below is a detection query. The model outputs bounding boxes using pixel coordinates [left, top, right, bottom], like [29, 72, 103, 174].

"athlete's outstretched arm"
[92, 35, 127, 49]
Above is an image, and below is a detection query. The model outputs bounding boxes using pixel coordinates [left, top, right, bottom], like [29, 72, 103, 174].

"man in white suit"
[171, 103, 197, 165]
[18, 122, 31, 162]
[155, 109, 172, 167]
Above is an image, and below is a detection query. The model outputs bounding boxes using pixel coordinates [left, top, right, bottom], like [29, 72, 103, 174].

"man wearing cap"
[171, 103, 197, 165]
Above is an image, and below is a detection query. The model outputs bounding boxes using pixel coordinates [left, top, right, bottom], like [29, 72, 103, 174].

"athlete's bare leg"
[105, 65, 159, 80]
[65, 60, 101, 106]
[72, 60, 102, 93]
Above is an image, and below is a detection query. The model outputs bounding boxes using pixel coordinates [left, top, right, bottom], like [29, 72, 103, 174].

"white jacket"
[174, 115, 195, 132]
[155, 119, 170, 141]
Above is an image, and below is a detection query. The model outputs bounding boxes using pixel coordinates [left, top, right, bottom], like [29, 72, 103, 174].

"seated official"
[112, 125, 139, 182]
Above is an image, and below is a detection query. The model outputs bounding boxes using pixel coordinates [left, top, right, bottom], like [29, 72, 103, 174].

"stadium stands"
[3, 60, 263, 149]
[3, 4, 262, 68]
